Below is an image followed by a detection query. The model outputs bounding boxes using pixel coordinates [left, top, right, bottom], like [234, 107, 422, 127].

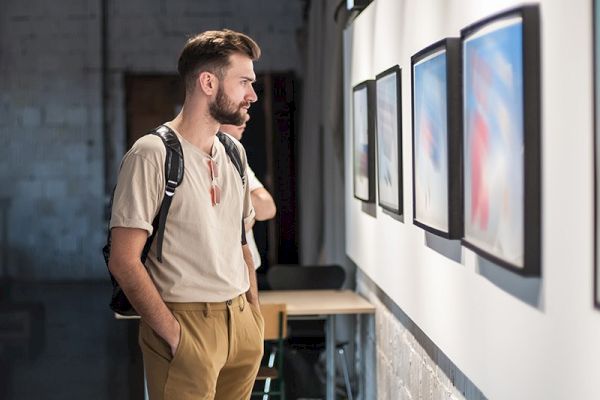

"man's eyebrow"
[241, 75, 256, 82]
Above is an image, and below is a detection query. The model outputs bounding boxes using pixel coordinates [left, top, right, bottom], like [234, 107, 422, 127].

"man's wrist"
[246, 291, 259, 305]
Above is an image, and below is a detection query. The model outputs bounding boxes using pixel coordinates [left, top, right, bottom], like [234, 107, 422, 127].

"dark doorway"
[124, 74, 185, 149]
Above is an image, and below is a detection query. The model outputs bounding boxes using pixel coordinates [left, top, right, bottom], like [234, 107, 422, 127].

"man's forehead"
[225, 53, 256, 80]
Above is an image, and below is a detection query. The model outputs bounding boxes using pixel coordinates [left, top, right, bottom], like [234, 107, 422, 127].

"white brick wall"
[357, 272, 487, 400]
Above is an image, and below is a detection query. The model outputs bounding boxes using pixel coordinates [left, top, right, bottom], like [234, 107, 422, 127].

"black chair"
[266, 265, 345, 290]
[266, 264, 354, 399]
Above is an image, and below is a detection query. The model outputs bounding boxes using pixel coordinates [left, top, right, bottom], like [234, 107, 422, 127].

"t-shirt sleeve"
[247, 165, 264, 191]
[109, 140, 164, 236]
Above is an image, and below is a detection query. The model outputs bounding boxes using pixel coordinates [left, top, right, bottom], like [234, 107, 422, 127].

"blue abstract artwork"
[463, 16, 524, 267]
[413, 49, 449, 232]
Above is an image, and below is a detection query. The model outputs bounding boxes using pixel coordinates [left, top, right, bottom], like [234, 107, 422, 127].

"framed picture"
[411, 38, 463, 238]
[376, 66, 403, 215]
[461, 5, 540, 275]
[594, 0, 600, 306]
[353, 80, 376, 202]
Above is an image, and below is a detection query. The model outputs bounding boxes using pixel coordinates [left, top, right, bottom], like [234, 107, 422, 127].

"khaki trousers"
[139, 294, 264, 400]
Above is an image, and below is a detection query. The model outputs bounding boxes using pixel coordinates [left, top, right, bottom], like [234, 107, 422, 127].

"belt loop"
[204, 302, 211, 318]
[240, 294, 245, 311]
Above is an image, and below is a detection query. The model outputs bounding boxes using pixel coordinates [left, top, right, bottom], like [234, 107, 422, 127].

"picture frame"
[353, 80, 376, 203]
[461, 5, 541, 275]
[411, 38, 463, 239]
[375, 66, 403, 215]
[594, 0, 600, 306]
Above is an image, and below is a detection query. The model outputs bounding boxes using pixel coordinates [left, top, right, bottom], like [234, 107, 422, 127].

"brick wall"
[0, 0, 304, 280]
[0, 0, 104, 279]
[357, 271, 487, 400]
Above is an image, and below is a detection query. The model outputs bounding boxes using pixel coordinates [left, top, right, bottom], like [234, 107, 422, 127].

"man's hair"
[178, 29, 261, 92]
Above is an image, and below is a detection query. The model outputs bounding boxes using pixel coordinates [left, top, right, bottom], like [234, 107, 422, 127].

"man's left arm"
[243, 243, 259, 305]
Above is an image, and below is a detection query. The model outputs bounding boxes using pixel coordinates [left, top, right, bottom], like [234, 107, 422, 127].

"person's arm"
[243, 243, 259, 305]
[251, 187, 276, 222]
[108, 227, 180, 356]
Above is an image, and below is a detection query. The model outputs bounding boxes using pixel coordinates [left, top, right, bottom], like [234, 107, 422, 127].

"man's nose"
[246, 85, 258, 103]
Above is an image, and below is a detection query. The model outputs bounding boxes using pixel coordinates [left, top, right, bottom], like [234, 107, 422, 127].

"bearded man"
[108, 29, 264, 400]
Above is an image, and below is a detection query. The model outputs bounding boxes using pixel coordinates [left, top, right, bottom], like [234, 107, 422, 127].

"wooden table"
[260, 290, 375, 400]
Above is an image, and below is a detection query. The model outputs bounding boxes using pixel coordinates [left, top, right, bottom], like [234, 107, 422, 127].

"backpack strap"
[217, 132, 248, 245]
[217, 132, 245, 182]
[145, 125, 184, 263]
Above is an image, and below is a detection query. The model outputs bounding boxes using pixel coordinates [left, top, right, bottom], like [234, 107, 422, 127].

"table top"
[116, 289, 375, 319]
[259, 289, 375, 316]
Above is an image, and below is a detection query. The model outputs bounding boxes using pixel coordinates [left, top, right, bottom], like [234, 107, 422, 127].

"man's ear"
[198, 71, 217, 96]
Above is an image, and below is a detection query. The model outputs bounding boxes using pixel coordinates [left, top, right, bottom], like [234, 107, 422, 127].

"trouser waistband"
[166, 294, 246, 311]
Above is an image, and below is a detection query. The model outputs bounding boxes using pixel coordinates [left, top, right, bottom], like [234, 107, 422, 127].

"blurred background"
[0, 0, 353, 398]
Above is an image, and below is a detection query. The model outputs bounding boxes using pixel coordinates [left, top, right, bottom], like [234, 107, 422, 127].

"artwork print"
[463, 17, 524, 267]
[353, 80, 375, 202]
[413, 49, 450, 232]
[376, 66, 402, 214]
[462, 5, 540, 275]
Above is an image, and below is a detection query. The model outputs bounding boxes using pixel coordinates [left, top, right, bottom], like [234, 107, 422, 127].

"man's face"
[209, 53, 257, 126]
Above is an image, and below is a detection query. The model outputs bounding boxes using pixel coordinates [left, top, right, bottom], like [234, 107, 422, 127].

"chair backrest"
[266, 265, 346, 290]
[260, 303, 287, 340]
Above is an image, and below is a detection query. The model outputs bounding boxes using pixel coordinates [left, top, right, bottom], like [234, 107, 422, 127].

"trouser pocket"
[139, 319, 173, 363]
[248, 302, 264, 337]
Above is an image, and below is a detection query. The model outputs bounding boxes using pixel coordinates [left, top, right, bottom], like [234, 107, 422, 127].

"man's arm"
[251, 187, 276, 221]
[108, 227, 180, 356]
[244, 187, 276, 231]
[242, 243, 259, 305]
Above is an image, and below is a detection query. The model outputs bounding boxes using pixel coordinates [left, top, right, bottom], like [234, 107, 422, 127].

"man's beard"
[209, 87, 247, 126]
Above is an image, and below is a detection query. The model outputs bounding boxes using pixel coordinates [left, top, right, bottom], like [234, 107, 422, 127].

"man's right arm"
[108, 227, 180, 356]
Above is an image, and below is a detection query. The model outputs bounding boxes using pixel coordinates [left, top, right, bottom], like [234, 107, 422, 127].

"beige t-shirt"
[110, 126, 255, 302]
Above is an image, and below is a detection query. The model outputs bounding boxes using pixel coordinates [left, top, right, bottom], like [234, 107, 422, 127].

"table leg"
[326, 315, 336, 400]
[144, 367, 149, 400]
[356, 314, 363, 400]
[362, 313, 376, 400]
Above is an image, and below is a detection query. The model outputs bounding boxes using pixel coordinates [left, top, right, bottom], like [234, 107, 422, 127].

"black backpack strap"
[217, 132, 249, 245]
[241, 217, 247, 246]
[217, 132, 245, 182]
[146, 125, 184, 263]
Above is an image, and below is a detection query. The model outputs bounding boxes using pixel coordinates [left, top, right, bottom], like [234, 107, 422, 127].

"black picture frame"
[353, 80, 376, 203]
[460, 5, 541, 276]
[375, 66, 403, 215]
[594, 0, 600, 307]
[411, 38, 463, 239]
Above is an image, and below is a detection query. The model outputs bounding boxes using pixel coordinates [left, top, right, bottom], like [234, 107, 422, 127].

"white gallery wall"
[344, 1, 599, 399]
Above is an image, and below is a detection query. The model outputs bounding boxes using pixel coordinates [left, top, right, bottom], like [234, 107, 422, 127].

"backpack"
[103, 125, 245, 316]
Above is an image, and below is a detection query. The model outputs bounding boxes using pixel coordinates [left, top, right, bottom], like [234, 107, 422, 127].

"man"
[220, 117, 276, 270]
[108, 30, 264, 400]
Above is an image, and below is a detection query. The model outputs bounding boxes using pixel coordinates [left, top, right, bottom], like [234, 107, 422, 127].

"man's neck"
[169, 98, 219, 155]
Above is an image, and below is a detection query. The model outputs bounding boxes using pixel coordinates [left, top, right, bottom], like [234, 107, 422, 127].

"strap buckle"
[165, 179, 177, 197]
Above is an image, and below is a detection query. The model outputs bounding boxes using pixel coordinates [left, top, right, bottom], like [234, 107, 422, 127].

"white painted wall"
[344, 1, 599, 399]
